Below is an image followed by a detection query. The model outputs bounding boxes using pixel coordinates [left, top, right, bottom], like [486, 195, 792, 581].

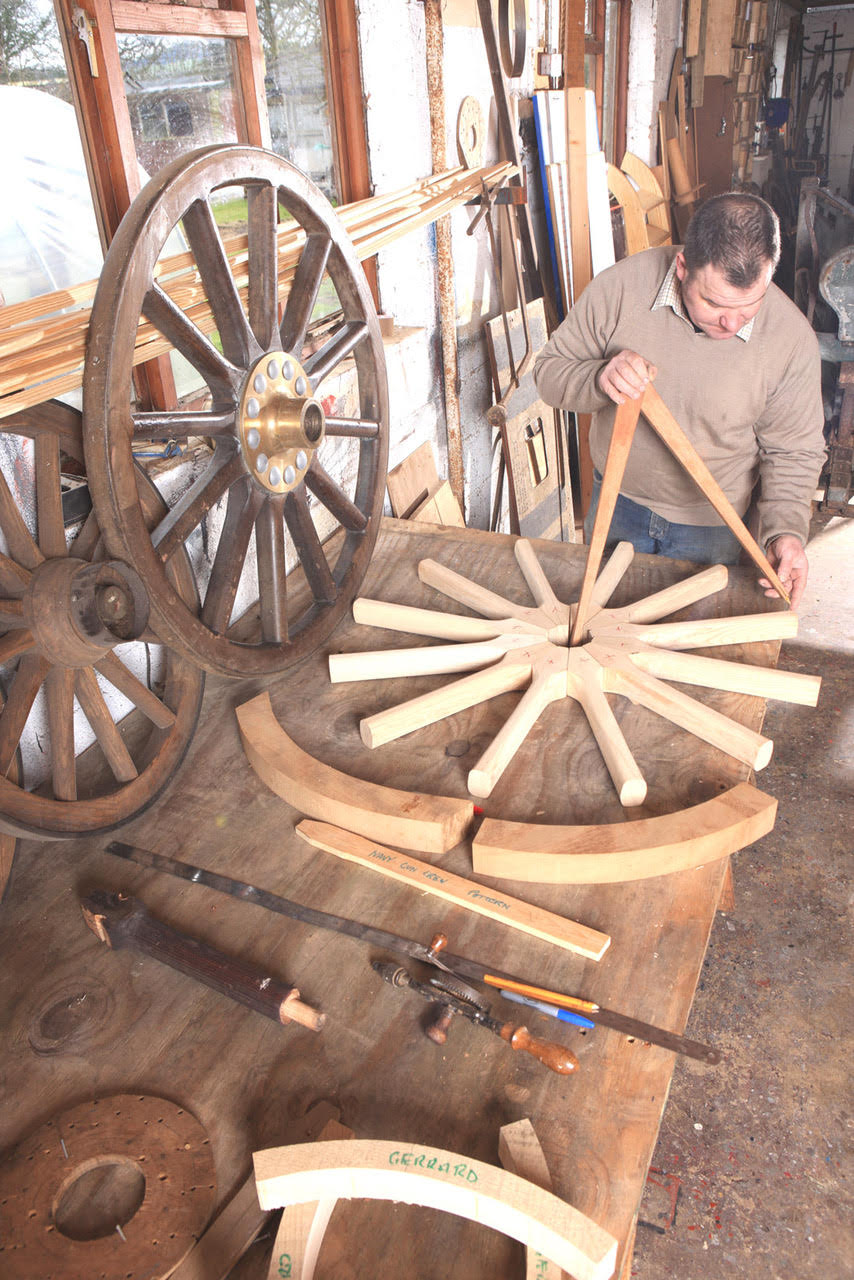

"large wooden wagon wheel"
[84, 145, 389, 678]
[0, 402, 204, 839]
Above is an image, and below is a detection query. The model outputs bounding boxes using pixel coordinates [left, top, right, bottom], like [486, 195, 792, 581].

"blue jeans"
[584, 472, 742, 566]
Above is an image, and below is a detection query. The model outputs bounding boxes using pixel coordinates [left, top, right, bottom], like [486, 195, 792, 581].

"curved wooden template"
[236, 692, 474, 855]
[471, 783, 777, 884]
[253, 1139, 618, 1280]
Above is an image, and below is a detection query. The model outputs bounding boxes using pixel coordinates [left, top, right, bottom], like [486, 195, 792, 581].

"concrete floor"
[632, 511, 854, 1279]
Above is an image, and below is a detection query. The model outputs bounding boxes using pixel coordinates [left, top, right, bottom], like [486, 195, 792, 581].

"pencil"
[483, 973, 600, 1014]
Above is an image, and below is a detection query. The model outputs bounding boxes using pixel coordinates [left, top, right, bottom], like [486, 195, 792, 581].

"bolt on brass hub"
[238, 352, 326, 494]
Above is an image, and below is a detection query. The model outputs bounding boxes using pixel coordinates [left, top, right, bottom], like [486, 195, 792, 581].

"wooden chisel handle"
[81, 890, 325, 1032]
[498, 1024, 579, 1075]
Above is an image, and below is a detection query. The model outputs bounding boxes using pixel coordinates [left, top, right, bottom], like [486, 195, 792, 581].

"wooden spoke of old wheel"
[83, 145, 389, 679]
[0, 403, 204, 838]
[330, 539, 819, 803]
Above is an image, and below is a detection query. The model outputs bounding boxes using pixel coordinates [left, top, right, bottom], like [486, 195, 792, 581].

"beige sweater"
[533, 247, 825, 545]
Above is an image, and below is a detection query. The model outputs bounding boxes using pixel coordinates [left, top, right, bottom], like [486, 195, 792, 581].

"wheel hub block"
[238, 352, 325, 494]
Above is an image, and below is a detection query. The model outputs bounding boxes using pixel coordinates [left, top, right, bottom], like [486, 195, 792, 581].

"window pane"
[0, 0, 102, 301]
[258, 1, 337, 201]
[117, 34, 243, 176]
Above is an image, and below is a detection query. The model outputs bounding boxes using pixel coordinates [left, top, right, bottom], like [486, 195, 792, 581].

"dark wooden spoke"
[324, 417, 381, 439]
[75, 667, 138, 782]
[304, 321, 368, 387]
[0, 598, 27, 628]
[2, 401, 84, 457]
[132, 408, 236, 442]
[283, 489, 337, 605]
[255, 498, 288, 644]
[200, 477, 263, 634]
[95, 654, 177, 730]
[0, 468, 43, 571]
[45, 665, 77, 801]
[143, 283, 240, 401]
[152, 446, 246, 565]
[35, 434, 67, 560]
[0, 553, 30, 596]
[247, 184, 279, 350]
[68, 508, 101, 562]
[280, 232, 333, 356]
[305, 460, 368, 532]
[0, 652, 49, 776]
[181, 197, 260, 369]
[0, 630, 35, 663]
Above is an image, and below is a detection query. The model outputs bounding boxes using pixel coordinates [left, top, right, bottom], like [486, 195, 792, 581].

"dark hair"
[682, 192, 780, 287]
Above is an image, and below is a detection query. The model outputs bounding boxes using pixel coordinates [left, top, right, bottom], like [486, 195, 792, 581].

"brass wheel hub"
[238, 352, 326, 494]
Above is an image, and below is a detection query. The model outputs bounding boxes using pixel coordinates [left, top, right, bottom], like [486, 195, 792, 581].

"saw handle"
[81, 890, 324, 1032]
[499, 1023, 579, 1075]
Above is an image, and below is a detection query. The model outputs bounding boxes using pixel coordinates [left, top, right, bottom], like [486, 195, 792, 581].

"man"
[533, 192, 825, 609]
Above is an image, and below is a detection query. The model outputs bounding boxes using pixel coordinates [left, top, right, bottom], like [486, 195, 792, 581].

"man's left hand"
[760, 535, 808, 610]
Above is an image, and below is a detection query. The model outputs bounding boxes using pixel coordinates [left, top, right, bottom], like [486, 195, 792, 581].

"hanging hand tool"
[372, 960, 578, 1076]
[81, 889, 325, 1032]
[105, 840, 721, 1064]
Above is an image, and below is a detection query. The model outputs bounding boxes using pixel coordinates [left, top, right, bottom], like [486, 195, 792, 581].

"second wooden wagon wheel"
[0, 402, 204, 839]
[84, 145, 389, 678]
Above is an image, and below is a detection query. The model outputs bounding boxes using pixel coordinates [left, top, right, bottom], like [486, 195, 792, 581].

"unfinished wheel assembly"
[0, 144, 389, 839]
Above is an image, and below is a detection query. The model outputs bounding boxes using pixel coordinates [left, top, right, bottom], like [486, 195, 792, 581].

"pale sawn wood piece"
[353, 596, 549, 640]
[639, 385, 790, 602]
[419, 557, 562, 633]
[295, 819, 611, 961]
[265, 1116, 354, 1280]
[471, 782, 777, 884]
[601, 655, 774, 770]
[360, 648, 535, 749]
[235, 692, 474, 855]
[498, 1119, 563, 1280]
[600, 610, 799, 650]
[625, 646, 821, 706]
[570, 396, 643, 646]
[253, 1139, 619, 1280]
[329, 633, 533, 685]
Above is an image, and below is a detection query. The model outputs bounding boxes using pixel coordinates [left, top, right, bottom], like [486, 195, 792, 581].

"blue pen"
[500, 988, 596, 1029]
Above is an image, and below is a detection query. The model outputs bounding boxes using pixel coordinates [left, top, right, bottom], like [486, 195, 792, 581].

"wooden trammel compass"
[330, 384, 821, 806]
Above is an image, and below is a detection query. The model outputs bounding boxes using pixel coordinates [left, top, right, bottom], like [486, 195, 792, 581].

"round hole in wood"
[53, 1156, 145, 1241]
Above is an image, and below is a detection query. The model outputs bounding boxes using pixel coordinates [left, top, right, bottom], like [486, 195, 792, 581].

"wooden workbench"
[0, 518, 783, 1278]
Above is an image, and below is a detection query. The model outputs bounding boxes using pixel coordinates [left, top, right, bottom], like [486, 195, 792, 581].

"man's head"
[675, 192, 780, 340]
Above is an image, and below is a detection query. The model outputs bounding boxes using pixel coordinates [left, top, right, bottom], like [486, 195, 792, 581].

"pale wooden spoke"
[255, 498, 288, 644]
[247, 183, 279, 350]
[95, 653, 177, 729]
[0, 652, 49, 775]
[143, 282, 240, 400]
[283, 489, 336, 605]
[75, 667, 138, 782]
[45, 665, 77, 801]
[182, 197, 260, 369]
[305, 460, 368, 532]
[35, 433, 67, 559]
[303, 321, 368, 387]
[200, 476, 262, 634]
[280, 232, 332, 355]
[152, 446, 245, 564]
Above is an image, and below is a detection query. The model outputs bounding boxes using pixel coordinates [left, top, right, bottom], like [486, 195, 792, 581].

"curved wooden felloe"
[236, 691, 474, 854]
[471, 782, 777, 884]
[253, 1139, 618, 1280]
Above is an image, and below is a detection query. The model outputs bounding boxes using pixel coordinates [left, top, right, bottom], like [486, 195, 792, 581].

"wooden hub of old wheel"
[238, 350, 325, 494]
[24, 557, 149, 667]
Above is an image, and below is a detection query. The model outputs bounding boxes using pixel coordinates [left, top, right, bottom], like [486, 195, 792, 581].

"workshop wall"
[803, 6, 854, 200]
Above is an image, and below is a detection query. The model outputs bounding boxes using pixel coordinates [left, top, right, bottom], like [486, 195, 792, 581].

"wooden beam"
[253, 1139, 619, 1280]
[295, 820, 611, 961]
[472, 782, 777, 883]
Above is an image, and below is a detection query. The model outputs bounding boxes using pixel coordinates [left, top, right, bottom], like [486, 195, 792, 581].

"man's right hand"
[597, 351, 657, 404]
